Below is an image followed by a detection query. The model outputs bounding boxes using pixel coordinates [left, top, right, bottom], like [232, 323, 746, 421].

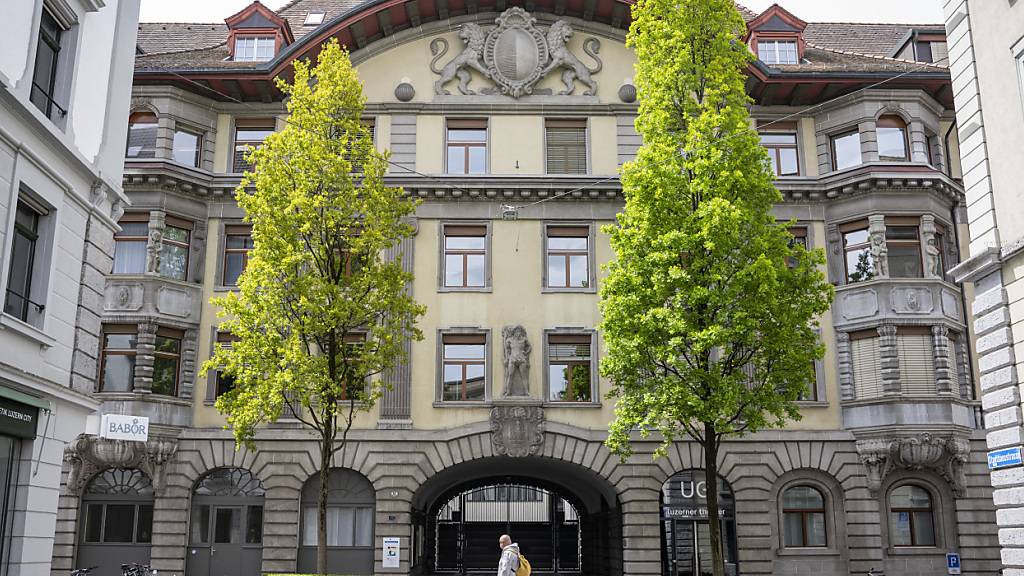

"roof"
[134, 0, 948, 76]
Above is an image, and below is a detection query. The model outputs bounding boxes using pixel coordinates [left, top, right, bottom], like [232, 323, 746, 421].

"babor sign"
[100, 414, 149, 442]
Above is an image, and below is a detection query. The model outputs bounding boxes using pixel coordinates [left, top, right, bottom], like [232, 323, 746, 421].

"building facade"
[54, 2, 1000, 576]
[0, 0, 139, 574]
[943, 1, 1024, 574]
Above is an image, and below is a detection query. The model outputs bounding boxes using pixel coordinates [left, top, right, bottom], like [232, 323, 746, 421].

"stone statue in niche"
[430, 23, 490, 95]
[146, 228, 162, 274]
[870, 233, 888, 278]
[429, 8, 603, 98]
[502, 325, 531, 396]
[926, 237, 943, 278]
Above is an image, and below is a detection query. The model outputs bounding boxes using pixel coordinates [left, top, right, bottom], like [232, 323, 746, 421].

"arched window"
[126, 112, 158, 158]
[82, 468, 154, 544]
[298, 468, 376, 574]
[782, 485, 826, 547]
[889, 484, 935, 547]
[877, 115, 909, 161]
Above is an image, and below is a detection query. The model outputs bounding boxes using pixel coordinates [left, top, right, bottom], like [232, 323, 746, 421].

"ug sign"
[430, 8, 602, 98]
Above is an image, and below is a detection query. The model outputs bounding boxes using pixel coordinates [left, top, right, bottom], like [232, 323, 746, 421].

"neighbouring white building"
[0, 0, 138, 574]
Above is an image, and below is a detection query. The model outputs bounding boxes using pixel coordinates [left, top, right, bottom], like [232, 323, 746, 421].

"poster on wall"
[383, 536, 400, 568]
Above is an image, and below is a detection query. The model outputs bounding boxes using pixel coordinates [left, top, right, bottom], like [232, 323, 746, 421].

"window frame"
[445, 119, 488, 175]
[439, 221, 491, 292]
[233, 35, 277, 62]
[887, 482, 938, 548]
[4, 199, 46, 324]
[757, 39, 799, 64]
[112, 213, 150, 275]
[543, 223, 595, 292]
[171, 125, 203, 167]
[98, 324, 138, 393]
[159, 216, 192, 281]
[885, 217, 923, 279]
[759, 126, 800, 177]
[876, 115, 910, 162]
[436, 329, 491, 404]
[781, 485, 828, 548]
[81, 501, 154, 545]
[543, 329, 599, 406]
[221, 223, 253, 287]
[840, 220, 874, 284]
[151, 327, 183, 397]
[125, 111, 159, 159]
[30, 7, 67, 122]
[232, 118, 276, 173]
[544, 118, 589, 175]
[830, 129, 862, 172]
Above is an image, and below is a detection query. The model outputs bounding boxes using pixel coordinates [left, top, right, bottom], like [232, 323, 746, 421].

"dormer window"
[234, 36, 276, 62]
[304, 11, 325, 26]
[758, 40, 798, 65]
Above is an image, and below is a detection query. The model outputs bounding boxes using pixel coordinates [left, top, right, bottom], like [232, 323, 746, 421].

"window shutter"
[546, 120, 587, 174]
[548, 335, 591, 361]
[898, 333, 935, 395]
[851, 336, 882, 399]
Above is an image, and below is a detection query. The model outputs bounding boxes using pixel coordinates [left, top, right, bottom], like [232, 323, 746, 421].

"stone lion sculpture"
[430, 23, 490, 95]
[542, 21, 602, 95]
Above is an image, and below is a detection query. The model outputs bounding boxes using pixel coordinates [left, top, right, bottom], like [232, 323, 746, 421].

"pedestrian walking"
[497, 534, 524, 576]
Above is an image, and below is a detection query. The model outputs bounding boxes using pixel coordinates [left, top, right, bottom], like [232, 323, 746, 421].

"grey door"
[187, 502, 264, 576]
[77, 469, 154, 576]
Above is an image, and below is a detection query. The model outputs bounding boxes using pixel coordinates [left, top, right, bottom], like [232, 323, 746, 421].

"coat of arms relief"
[429, 8, 602, 98]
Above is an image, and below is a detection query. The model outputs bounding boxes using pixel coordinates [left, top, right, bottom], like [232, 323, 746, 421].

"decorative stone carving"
[64, 435, 178, 495]
[145, 211, 165, 275]
[104, 282, 144, 312]
[394, 81, 416, 102]
[839, 288, 878, 320]
[155, 286, 193, 317]
[617, 82, 636, 103]
[868, 215, 888, 279]
[855, 433, 970, 497]
[490, 404, 545, 457]
[890, 286, 934, 314]
[502, 325, 531, 397]
[430, 8, 602, 98]
[941, 288, 961, 321]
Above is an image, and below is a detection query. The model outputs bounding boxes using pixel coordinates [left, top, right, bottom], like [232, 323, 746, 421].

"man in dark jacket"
[497, 534, 520, 576]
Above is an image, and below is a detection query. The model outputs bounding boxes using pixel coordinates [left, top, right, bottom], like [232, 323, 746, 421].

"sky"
[139, 0, 944, 23]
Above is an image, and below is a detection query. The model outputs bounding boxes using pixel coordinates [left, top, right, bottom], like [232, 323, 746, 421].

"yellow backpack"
[516, 553, 531, 576]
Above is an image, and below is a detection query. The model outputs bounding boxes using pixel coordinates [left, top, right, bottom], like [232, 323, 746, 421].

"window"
[546, 226, 590, 289]
[797, 361, 818, 401]
[344, 119, 375, 173]
[547, 334, 594, 402]
[842, 224, 874, 283]
[233, 120, 275, 173]
[850, 330, 882, 400]
[441, 333, 487, 402]
[304, 11, 326, 25]
[757, 40, 798, 64]
[223, 224, 253, 285]
[897, 327, 935, 395]
[831, 130, 861, 171]
[30, 8, 66, 121]
[546, 119, 587, 174]
[886, 222, 922, 278]
[877, 115, 909, 161]
[446, 119, 487, 175]
[760, 131, 799, 176]
[889, 484, 935, 547]
[782, 485, 826, 547]
[113, 214, 149, 274]
[99, 325, 137, 392]
[126, 112, 158, 158]
[4, 199, 46, 324]
[159, 218, 191, 281]
[787, 226, 808, 269]
[234, 36, 276, 62]
[213, 332, 237, 400]
[152, 328, 182, 396]
[172, 127, 202, 167]
[83, 502, 153, 544]
[301, 506, 373, 547]
[933, 229, 947, 280]
[443, 225, 486, 288]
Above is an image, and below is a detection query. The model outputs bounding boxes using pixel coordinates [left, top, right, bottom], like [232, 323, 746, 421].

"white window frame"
[757, 39, 798, 65]
[234, 36, 276, 62]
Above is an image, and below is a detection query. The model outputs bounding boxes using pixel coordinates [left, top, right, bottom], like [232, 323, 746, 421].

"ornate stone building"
[54, 2, 1000, 576]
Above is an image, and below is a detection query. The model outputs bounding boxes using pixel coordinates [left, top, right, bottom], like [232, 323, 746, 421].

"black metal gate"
[434, 484, 582, 575]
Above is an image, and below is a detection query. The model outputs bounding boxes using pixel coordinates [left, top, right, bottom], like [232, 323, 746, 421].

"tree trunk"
[703, 423, 725, 576]
[317, 439, 331, 575]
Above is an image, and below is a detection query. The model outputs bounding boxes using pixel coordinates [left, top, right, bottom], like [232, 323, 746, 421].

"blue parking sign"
[946, 552, 961, 575]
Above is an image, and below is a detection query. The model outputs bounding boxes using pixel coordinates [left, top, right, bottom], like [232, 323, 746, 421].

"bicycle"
[71, 567, 97, 576]
[120, 564, 157, 576]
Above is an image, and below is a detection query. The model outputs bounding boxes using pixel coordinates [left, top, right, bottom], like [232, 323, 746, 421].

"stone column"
[836, 332, 855, 400]
[375, 489, 414, 574]
[150, 482, 190, 574]
[620, 488, 661, 576]
[931, 324, 954, 394]
[180, 328, 198, 399]
[146, 210, 166, 276]
[908, 120, 930, 163]
[877, 324, 901, 394]
[133, 322, 157, 393]
[859, 120, 879, 163]
[921, 214, 942, 279]
[825, 223, 844, 285]
[262, 481, 301, 574]
[868, 215, 888, 279]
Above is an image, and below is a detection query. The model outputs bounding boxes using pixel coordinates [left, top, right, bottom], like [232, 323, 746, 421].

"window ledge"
[438, 286, 493, 293]
[886, 546, 943, 556]
[432, 401, 492, 408]
[93, 391, 192, 406]
[795, 400, 829, 408]
[776, 547, 840, 557]
[542, 287, 598, 294]
[543, 401, 602, 408]
[0, 314, 55, 348]
[213, 285, 240, 293]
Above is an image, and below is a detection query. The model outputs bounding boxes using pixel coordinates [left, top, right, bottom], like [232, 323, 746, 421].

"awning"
[0, 386, 51, 412]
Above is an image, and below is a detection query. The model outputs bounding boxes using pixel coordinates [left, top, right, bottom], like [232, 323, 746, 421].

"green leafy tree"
[201, 40, 424, 575]
[599, 2, 833, 575]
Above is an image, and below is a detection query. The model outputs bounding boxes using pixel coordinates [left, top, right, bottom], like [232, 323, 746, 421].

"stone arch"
[76, 468, 156, 576]
[296, 468, 376, 574]
[768, 468, 850, 559]
[878, 468, 958, 553]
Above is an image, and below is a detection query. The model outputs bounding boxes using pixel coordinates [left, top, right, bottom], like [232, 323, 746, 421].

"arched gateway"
[412, 456, 623, 576]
